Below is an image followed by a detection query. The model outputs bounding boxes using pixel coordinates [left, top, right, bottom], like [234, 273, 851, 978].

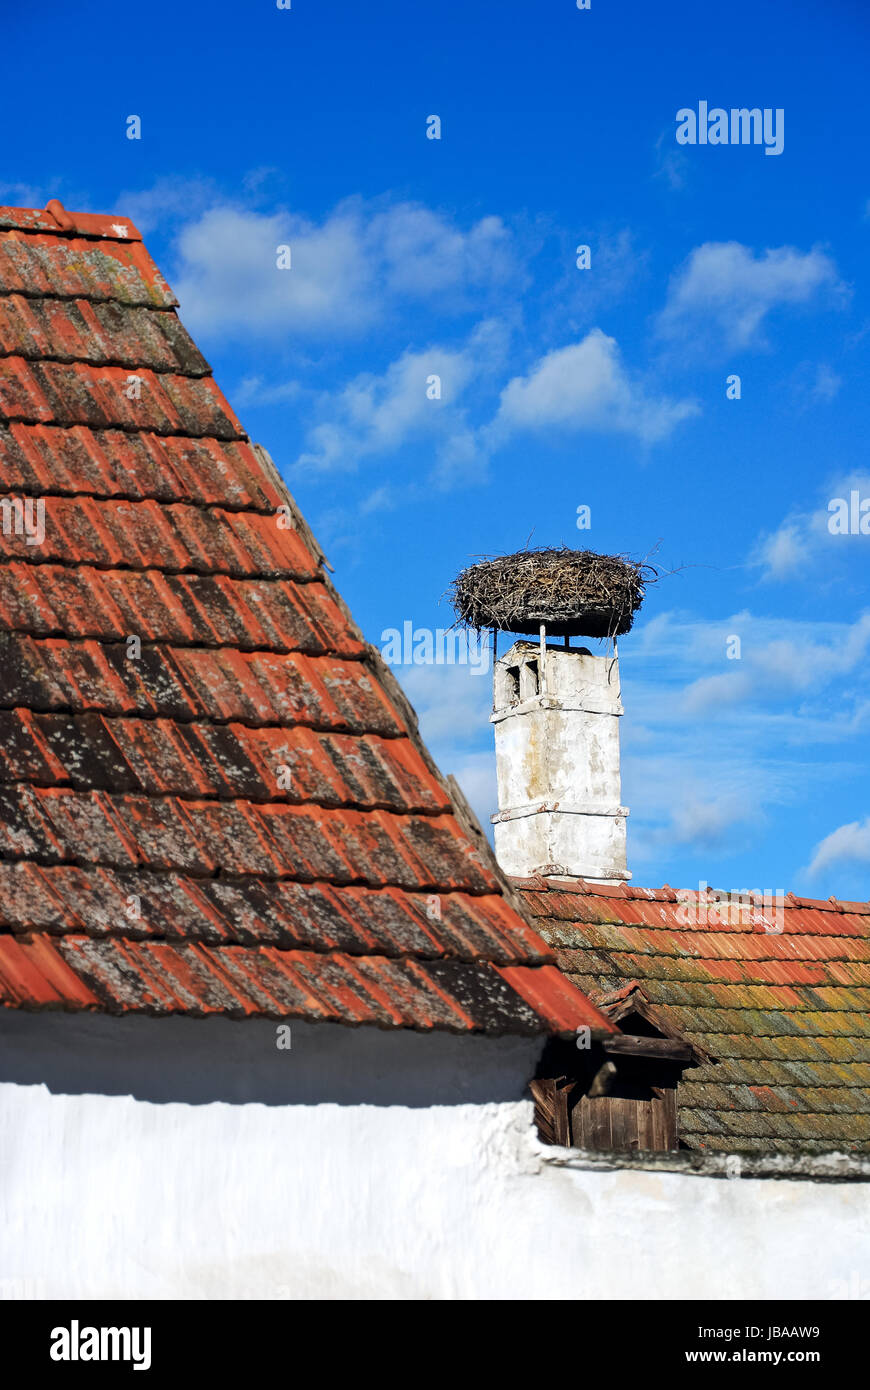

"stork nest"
[449, 547, 654, 639]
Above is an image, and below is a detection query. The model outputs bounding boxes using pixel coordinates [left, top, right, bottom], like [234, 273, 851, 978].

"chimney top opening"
[520, 659, 540, 701]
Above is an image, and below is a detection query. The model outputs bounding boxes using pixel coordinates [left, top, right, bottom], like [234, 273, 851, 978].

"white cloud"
[752, 471, 870, 581]
[785, 361, 844, 411]
[652, 131, 689, 191]
[297, 346, 469, 469]
[368, 206, 515, 298]
[753, 521, 808, 580]
[294, 318, 507, 480]
[806, 818, 870, 876]
[115, 176, 220, 234]
[299, 324, 696, 485]
[358, 484, 399, 517]
[541, 228, 648, 335]
[397, 658, 493, 744]
[811, 364, 842, 402]
[680, 670, 754, 714]
[174, 205, 368, 337]
[241, 167, 283, 197]
[0, 181, 48, 207]
[636, 609, 870, 718]
[657, 241, 844, 350]
[233, 376, 303, 408]
[682, 615, 870, 714]
[492, 329, 698, 445]
[663, 791, 760, 852]
[169, 199, 519, 340]
[624, 744, 770, 864]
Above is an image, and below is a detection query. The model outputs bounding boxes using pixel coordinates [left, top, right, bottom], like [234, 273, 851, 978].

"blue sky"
[7, 0, 870, 898]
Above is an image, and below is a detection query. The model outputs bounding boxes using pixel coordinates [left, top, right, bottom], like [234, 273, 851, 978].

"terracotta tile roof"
[0, 202, 615, 1039]
[517, 877, 870, 1151]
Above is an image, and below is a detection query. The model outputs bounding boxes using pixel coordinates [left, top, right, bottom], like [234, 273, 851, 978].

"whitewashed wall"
[1, 1013, 868, 1301]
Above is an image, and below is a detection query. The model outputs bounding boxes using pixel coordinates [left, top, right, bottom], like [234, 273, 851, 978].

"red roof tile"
[0, 359, 244, 436]
[0, 427, 283, 508]
[0, 230, 174, 307]
[0, 296, 207, 372]
[0, 569, 359, 649]
[518, 877, 870, 1150]
[0, 202, 612, 1039]
[0, 495, 318, 574]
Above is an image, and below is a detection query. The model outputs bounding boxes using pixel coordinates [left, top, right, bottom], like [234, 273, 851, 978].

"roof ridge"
[0, 203, 142, 243]
[512, 874, 870, 915]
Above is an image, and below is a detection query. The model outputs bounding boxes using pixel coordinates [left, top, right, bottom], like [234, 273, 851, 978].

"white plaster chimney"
[491, 637, 630, 884]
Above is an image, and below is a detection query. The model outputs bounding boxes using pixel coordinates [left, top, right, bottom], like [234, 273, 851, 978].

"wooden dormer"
[530, 984, 711, 1152]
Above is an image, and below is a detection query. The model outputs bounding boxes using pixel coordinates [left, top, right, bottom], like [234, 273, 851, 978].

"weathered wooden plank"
[529, 1078, 557, 1145]
[603, 1035, 693, 1063]
[636, 1097, 654, 1151]
[530, 1076, 574, 1146]
[554, 1079, 574, 1146]
[650, 1094, 664, 1151]
[663, 1086, 679, 1151]
[583, 1095, 613, 1151]
[607, 1095, 623, 1150]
